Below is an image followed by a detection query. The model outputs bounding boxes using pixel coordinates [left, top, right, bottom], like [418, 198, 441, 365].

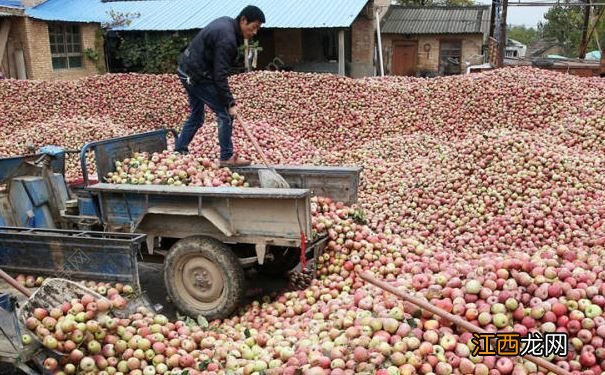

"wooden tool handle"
[358, 271, 571, 375]
[235, 113, 272, 168]
[0, 268, 32, 298]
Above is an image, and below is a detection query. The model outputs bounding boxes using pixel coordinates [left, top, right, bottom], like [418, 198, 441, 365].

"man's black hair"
[237, 5, 266, 24]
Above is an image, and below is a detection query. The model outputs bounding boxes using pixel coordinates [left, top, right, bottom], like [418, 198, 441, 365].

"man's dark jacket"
[178, 17, 243, 108]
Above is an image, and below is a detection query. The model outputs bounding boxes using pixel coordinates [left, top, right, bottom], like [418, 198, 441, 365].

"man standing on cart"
[175, 5, 265, 167]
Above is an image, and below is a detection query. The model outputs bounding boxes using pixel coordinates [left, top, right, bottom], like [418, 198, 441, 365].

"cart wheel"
[257, 246, 301, 276]
[164, 236, 245, 321]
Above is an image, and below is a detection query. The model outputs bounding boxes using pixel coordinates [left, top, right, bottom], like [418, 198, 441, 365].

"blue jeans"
[175, 71, 233, 160]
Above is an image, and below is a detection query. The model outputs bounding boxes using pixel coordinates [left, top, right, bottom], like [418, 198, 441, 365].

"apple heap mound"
[24, 295, 212, 375]
[3, 66, 605, 374]
[105, 151, 247, 187]
[13, 275, 135, 298]
[0, 116, 130, 181]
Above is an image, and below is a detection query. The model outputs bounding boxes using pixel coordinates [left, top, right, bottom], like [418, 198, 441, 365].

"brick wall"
[274, 29, 302, 66]
[382, 34, 485, 75]
[19, 18, 102, 80]
[4, 17, 28, 78]
[417, 37, 440, 73]
[351, 14, 374, 78]
[461, 35, 484, 66]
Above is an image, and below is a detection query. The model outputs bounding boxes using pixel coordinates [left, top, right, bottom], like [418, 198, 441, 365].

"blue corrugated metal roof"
[25, 0, 368, 30]
[0, 0, 23, 8]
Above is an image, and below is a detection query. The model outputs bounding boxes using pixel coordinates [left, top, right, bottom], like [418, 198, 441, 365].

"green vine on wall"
[84, 48, 100, 62]
[82, 10, 141, 74]
[114, 32, 193, 74]
[92, 29, 106, 73]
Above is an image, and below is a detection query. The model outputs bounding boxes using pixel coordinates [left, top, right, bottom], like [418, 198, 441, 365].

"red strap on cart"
[300, 231, 307, 269]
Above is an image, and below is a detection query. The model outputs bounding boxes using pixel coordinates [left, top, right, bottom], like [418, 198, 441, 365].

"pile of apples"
[4, 66, 605, 374]
[15, 274, 46, 288]
[14, 275, 135, 297]
[105, 151, 248, 187]
[24, 295, 215, 375]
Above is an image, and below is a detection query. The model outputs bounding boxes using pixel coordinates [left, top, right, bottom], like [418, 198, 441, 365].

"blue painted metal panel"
[0, 156, 27, 182]
[26, 0, 368, 30]
[80, 129, 175, 186]
[33, 206, 55, 229]
[78, 197, 97, 216]
[0, 154, 66, 183]
[0, 293, 12, 311]
[21, 177, 49, 207]
[8, 181, 34, 227]
[100, 192, 148, 226]
[6, 179, 55, 228]
[0, 244, 133, 276]
[10, 177, 56, 228]
[0, 227, 145, 286]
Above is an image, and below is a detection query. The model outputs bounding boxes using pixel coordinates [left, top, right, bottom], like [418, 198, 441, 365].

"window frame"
[438, 39, 463, 76]
[48, 23, 83, 70]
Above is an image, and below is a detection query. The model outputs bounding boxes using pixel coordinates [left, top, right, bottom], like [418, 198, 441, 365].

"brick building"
[2, 0, 391, 80]
[0, 0, 100, 80]
[254, 0, 390, 77]
[379, 5, 490, 76]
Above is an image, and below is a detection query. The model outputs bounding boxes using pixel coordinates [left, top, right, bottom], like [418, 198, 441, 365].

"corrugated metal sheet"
[0, 0, 23, 8]
[381, 6, 490, 35]
[26, 0, 369, 30]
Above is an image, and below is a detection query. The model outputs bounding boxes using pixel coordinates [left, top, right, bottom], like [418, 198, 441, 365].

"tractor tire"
[164, 236, 245, 321]
[257, 246, 301, 276]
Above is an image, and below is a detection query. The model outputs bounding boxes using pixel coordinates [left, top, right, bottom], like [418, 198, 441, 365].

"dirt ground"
[0, 261, 290, 319]
[136, 261, 290, 320]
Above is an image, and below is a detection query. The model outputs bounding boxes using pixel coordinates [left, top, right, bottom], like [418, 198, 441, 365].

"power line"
[499, 1, 605, 5]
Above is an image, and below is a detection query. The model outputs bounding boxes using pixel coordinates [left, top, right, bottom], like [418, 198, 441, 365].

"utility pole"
[498, 0, 508, 67]
[579, 0, 591, 58]
[489, 0, 497, 39]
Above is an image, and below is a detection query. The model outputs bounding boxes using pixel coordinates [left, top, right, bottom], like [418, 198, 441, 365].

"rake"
[235, 113, 290, 189]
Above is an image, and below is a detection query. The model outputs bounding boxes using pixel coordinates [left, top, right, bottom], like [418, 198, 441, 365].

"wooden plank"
[7, 37, 16, 79]
[0, 19, 10, 65]
[15, 49, 26, 79]
[338, 30, 345, 76]
[0, 40, 7, 78]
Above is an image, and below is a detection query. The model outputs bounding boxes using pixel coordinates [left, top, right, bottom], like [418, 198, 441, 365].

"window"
[320, 30, 338, 61]
[505, 49, 518, 58]
[439, 40, 462, 75]
[49, 23, 83, 70]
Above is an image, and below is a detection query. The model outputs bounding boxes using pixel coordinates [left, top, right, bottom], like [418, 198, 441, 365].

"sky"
[477, 0, 551, 27]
